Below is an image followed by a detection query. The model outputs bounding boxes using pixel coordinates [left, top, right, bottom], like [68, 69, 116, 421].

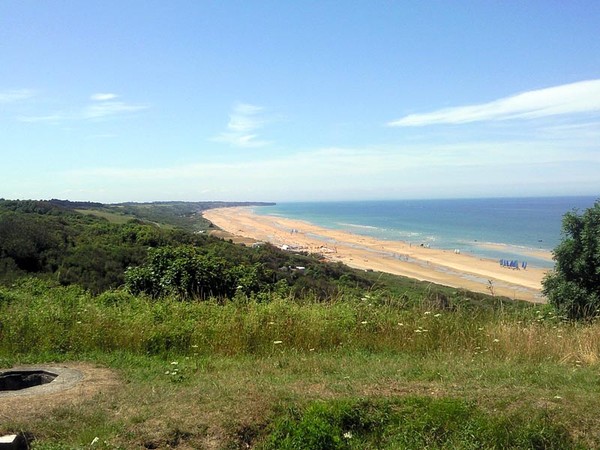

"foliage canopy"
[543, 200, 600, 319]
[0, 199, 373, 299]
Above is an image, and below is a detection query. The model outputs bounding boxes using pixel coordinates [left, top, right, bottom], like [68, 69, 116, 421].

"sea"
[254, 196, 597, 269]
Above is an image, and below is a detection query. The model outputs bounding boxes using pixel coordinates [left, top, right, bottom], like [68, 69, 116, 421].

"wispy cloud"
[63, 139, 599, 201]
[69, 140, 595, 182]
[14, 92, 149, 123]
[213, 102, 271, 148]
[90, 93, 118, 101]
[388, 79, 600, 127]
[83, 101, 149, 119]
[0, 89, 35, 103]
[84, 93, 149, 119]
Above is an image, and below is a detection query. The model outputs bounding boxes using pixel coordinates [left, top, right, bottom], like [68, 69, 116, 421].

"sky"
[1, 1, 599, 203]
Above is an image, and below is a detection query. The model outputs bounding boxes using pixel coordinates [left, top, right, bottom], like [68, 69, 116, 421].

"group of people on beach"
[499, 259, 527, 270]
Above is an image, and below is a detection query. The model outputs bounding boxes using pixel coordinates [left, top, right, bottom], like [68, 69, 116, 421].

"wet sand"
[203, 207, 549, 303]
[475, 242, 553, 262]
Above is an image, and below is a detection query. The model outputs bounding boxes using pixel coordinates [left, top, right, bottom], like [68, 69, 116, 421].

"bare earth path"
[203, 207, 549, 303]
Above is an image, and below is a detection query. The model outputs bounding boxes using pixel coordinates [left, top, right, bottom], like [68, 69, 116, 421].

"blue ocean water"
[254, 196, 597, 268]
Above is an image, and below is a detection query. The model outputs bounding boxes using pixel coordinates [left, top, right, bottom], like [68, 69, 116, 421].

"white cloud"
[83, 99, 149, 119]
[213, 102, 271, 148]
[537, 120, 600, 141]
[388, 79, 600, 127]
[214, 132, 270, 148]
[228, 103, 265, 131]
[90, 93, 118, 101]
[0, 89, 35, 103]
[13, 92, 148, 123]
[67, 140, 599, 185]
[42, 135, 600, 202]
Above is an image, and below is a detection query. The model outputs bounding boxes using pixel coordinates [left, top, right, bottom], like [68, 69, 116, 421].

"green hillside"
[0, 199, 598, 448]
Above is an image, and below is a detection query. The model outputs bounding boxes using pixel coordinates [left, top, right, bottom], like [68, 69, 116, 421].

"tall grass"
[2, 278, 600, 366]
[2, 279, 600, 448]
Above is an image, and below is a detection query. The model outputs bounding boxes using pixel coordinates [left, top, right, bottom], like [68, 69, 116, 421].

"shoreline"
[203, 207, 549, 303]
[474, 242, 553, 262]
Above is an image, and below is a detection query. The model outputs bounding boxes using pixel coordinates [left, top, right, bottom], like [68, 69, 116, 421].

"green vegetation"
[90, 200, 274, 232]
[1, 280, 598, 448]
[0, 199, 373, 297]
[1, 199, 599, 448]
[543, 200, 600, 320]
[263, 397, 575, 449]
[0, 199, 195, 292]
[75, 208, 134, 225]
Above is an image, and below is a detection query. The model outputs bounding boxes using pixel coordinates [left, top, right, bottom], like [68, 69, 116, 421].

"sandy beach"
[203, 207, 550, 303]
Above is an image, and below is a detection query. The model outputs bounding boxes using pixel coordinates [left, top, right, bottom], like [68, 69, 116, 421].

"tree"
[124, 246, 264, 300]
[542, 200, 600, 319]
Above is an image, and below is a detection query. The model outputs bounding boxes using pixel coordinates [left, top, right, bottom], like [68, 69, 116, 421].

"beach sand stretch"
[203, 207, 551, 303]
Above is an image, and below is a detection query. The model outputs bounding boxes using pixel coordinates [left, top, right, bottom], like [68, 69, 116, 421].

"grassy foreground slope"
[1, 280, 599, 448]
[1, 199, 599, 448]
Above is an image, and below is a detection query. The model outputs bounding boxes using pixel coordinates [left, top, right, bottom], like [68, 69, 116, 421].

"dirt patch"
[208, 229, 258, 245]
[0, 362, 119, 422]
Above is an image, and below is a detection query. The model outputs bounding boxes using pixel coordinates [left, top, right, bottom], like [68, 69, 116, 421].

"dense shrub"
[543, 200, 600, 319]
[124, 246, 265, 299]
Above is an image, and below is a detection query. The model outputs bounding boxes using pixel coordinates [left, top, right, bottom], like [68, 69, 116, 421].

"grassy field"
[1, 280, 599, 448]
[74, 209, 134, 225]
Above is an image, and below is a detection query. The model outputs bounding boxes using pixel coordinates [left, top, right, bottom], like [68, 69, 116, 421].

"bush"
[543, 200, 600, 319]
[124, 246, 262, 299]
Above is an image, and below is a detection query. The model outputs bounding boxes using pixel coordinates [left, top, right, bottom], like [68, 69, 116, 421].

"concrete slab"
[0, 366, 83, 398]
[0, 433, 27, 450]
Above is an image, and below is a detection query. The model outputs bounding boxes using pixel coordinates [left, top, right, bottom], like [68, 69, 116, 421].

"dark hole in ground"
[0, 370, 57, 391]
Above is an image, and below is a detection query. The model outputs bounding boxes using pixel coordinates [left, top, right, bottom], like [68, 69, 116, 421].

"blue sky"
[1, 1, 599, 202]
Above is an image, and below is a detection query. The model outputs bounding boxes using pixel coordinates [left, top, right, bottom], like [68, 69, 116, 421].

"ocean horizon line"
[263, 194, 597, 205]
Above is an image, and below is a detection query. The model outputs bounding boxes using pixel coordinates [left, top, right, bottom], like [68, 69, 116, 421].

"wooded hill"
[0, 199, 387, 300]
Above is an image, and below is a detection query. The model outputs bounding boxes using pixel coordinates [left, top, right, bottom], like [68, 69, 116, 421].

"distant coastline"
[203, 206, 549, 302]
[252, 196, 597, 269]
